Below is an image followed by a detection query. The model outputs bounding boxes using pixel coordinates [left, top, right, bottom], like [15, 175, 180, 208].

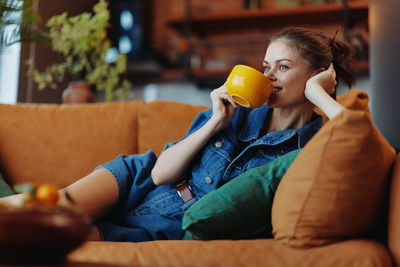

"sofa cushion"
[138, 100, 208, 156]
[182, 149, 301, 240]
[0, 101, 143, 187]
[271, 109, 396, 247]
[0, 172, 14, 197]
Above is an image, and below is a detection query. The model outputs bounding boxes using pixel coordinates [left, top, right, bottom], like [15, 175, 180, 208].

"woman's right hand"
[209, 84, 238, 132]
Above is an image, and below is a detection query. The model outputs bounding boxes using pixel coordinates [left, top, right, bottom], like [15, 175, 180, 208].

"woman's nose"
[265, 71, 276, 81]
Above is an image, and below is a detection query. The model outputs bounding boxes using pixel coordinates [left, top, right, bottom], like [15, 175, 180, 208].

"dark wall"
[18, 0, 98, 103]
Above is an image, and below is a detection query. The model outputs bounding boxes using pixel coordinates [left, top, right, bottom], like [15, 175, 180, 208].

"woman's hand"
[304, 63, 345, 120]
[305, 63, 337, 97]
[151, 84, 238, 186]
[208, 84, 238, 132]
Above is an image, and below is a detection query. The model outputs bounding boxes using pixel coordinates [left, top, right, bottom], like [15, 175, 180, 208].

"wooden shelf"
[190, 68, 230, 78]
[167, 1, 369, 36]
[164, 1, 370, 85]
[162, 59, 369, 84]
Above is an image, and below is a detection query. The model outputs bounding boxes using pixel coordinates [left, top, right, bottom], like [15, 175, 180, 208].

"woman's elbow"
[151, 168, 162, 186]
[151, 168, 177, 186]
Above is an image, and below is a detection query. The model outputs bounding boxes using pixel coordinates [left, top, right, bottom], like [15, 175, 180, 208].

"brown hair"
[271, 26, 355, 89]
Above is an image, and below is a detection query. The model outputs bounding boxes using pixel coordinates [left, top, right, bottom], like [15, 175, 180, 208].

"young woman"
[2, 26, 355, 242]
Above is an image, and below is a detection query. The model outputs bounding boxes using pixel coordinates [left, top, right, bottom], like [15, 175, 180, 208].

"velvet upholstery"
[0, 102, 142, 187]
[0, 89, 398, 267]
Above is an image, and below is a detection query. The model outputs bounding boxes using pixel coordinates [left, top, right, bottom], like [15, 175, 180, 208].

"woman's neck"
[262, 103, 314, 135]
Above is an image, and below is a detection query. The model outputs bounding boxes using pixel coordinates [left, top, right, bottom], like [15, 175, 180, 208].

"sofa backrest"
[0, 88, 370, 189]
[0, 100, 208, 188]
[0, 101, 143, 187]
[137, 100, 208, 155]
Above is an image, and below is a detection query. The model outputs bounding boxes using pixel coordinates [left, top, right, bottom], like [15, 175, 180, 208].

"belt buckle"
[176, 180, 194, 203]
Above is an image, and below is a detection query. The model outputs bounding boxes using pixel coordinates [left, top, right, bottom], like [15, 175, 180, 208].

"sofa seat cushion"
[67, 239, 392, 267]
[0, 101, 143, 187]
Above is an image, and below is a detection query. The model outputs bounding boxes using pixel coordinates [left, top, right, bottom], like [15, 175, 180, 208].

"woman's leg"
[86, 225, 102, 241]
[59, 168, 119, 222]
[0, 168, 119, 224]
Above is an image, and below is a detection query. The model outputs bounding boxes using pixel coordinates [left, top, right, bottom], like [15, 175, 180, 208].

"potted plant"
[29, 0, 131, 102]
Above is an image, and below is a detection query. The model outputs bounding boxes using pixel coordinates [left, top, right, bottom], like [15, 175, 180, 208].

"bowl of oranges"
[0, 183, 91, 264]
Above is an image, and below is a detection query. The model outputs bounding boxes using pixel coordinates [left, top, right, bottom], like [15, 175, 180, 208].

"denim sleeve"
[95, 151, 158, 211]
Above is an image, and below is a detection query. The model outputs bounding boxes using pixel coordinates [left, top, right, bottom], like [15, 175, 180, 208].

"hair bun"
[330, 40, 351, 65]
[272, 26, 355, 88]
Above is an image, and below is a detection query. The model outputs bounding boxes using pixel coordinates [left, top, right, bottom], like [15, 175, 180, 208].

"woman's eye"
[263, 66, 270, 73]
[279, 65, 289, 71]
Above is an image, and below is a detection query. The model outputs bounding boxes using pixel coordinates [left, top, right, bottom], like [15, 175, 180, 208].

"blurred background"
[0, 0, 370, 106]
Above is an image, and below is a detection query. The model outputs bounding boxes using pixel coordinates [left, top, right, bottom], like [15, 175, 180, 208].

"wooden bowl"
[0, 209, 92, 264]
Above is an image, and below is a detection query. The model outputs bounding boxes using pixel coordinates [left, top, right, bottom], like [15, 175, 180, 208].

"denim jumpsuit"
[95, 104, 322, 242]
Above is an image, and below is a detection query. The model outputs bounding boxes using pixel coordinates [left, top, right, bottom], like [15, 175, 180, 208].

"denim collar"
[239, 104, 269, 142]
[239, 104, 322, 147]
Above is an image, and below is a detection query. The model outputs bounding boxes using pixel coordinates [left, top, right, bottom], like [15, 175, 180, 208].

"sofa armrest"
[389, 153, 400, 266]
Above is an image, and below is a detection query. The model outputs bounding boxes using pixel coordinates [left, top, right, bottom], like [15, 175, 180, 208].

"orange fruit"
[35, 183, 60, 206]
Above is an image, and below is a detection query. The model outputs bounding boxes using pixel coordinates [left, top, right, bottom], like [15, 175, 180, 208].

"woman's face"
[263, 40, 317, 109]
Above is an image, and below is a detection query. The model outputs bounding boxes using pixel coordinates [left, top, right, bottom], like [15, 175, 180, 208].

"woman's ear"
[313, 67, 326, 75]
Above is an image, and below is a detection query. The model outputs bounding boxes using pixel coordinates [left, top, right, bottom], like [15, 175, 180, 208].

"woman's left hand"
[304, 63, 346, 120]
[305, 63, 337, 96]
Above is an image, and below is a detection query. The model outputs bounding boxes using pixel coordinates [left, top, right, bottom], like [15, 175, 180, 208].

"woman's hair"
[271, 26, 355, 89]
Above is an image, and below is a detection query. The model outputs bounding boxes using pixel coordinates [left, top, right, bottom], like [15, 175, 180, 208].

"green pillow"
[0, 173, 14, 198]
[182, 149, 301, 240]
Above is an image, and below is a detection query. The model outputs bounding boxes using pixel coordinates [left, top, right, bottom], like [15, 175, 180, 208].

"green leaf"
[116, 54, 127, 73]
[26, 0, 131, 101]
[0, 0, 44, 48]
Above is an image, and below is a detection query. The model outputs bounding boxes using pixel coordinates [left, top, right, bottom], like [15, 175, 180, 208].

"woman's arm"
[305, 63, 346, 120]
[151, 85, 238, 186]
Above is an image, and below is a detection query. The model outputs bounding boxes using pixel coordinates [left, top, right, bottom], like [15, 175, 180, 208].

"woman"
[2, 27, 355, 242]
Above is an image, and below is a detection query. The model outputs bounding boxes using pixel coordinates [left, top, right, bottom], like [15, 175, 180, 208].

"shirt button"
[215, 141, 223, 148]
[205, 177, 213, 184]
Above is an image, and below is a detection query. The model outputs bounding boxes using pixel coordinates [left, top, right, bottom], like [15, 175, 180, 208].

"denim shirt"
[96, 104, 322, 242]
[165, 104, 322, 198]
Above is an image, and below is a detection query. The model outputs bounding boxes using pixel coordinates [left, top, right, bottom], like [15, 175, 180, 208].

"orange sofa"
[0, 93, 399, 267]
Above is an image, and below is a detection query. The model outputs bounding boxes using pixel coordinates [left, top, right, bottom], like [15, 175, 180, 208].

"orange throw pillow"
[271, 109, 396, 247]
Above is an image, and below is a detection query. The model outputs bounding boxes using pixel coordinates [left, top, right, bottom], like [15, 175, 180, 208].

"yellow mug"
[226, 65, 273, 108]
